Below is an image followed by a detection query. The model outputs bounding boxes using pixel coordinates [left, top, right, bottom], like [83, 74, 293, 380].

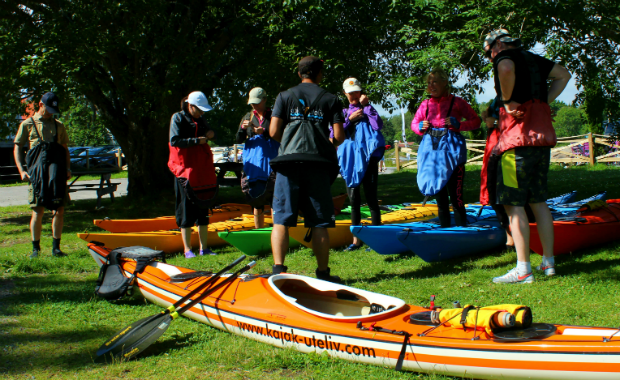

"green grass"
[0, 171, 128, 188]
[1, 165, 620, 379]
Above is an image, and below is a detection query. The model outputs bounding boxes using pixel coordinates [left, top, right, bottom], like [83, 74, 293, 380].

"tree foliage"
[1, 0, 619, 195]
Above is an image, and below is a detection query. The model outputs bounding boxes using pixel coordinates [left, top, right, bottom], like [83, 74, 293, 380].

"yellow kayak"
[79, 216, 271, 253]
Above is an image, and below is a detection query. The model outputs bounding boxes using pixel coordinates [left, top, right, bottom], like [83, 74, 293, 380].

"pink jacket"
[411, 95, 480, 135]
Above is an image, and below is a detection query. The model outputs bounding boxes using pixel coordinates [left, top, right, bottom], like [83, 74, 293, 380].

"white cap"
[187, 91, 213, 112]
[343, 78, 362, 93]
[248, 87, 267, 105]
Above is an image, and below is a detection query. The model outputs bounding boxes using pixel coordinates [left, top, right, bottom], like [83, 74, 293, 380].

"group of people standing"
[168, 28, 571, 285]
[13, 28, 569, 287]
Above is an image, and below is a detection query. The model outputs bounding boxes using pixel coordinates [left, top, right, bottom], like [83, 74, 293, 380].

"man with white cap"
[14, 92, 71, 258]
[236, 87, 279, 228]
[168, 91, 217, 258]
[483, 29, 571, 283]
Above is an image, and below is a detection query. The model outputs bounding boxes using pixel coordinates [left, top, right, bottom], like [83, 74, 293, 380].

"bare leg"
[181, 227, 193, 252]
[51, 206, 64, 239]
[271, 224, 289, 265]
[352, 236, 362, 246]
[254, 208, 265, 229]
[31, 207, 44, 241]
[197, 225, 209, 250]
[504, 205, 530, 263]
[311, 227, 330, 271]
[528, 202, 554, 259]
[505, 230, 515, 246]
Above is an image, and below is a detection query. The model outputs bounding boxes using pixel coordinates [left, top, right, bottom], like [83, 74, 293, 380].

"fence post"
[588, 132, 595, 166]
[86, 150, 90, 169]
[233, 144, 238, 163]
[117, 148, 122, 169]
[394, 140, 400, 172]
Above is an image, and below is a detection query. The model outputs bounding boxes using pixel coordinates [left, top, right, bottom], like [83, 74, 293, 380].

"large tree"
[0, 0, 414, 195]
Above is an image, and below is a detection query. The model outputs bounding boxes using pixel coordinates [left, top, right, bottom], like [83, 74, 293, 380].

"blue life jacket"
[416, 96, 467, 196]
[338, 118, 385, 188]
[243, 134, 279, 183]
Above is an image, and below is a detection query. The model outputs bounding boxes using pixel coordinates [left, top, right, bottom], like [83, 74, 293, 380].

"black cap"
[298, 56, 324, 77]
[41, 92, 60, 114]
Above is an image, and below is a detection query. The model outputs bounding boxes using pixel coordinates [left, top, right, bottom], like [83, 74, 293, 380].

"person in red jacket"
[168, 91, 217, 258]
[484, 29, 571, 283]
[411, 68, 481, 227]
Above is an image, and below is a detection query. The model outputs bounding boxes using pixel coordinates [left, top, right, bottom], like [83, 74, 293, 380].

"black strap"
[460, 305, 475, 329]
[424, 95, 456, 131]
[395, 333, 411, 371]
[28, 117, 60, 146]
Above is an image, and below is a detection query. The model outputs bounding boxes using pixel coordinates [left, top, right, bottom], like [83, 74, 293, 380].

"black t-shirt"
[493, 48, 556, 104]
[272, 83, 344, 136]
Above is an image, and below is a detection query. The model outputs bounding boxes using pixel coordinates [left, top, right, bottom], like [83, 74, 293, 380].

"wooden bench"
[69, 170, 121, 209]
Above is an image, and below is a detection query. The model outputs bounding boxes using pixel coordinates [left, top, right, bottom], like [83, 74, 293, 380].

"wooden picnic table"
[69, 169, 121, 208]
[214, 162, 243, 187]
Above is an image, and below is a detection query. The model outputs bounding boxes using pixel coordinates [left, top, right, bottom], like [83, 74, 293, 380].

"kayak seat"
[270, 275, 405, 320]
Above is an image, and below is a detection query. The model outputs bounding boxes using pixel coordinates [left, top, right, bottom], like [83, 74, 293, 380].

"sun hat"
[343, 78, 363, 93]
[187, 91, 213, 112]
[247, 87, 267, 105]
[41, 92, 60, 114]
[483, 29, 521, 50]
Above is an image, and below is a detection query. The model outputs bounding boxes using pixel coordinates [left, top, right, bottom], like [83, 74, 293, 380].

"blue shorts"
[272, 164, 336, 228]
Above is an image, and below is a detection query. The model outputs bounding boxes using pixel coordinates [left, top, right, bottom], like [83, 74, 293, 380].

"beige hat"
[483, 29, 521, 50]
[248, 87, 266, 105]
[343, 78, 362, 93]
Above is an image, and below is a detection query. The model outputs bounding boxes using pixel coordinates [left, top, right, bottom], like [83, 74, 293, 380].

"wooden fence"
[392, 133, 620, 171]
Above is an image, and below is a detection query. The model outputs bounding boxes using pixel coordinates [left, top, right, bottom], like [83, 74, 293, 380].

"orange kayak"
[530, 200, 620, 256]
[88, 243, 620, 379]
[289, 206, 438, 249]
[93, 204, 265, 233]
[80, 217, 267, 253]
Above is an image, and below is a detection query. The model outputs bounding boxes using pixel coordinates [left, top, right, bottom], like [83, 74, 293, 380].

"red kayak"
[530, 200, 620, 256]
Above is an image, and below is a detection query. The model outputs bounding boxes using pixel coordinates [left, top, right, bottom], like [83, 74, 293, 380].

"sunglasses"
[484, 40, 497, 58]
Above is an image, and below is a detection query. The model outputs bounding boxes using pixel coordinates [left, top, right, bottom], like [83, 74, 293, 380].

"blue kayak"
[397, 220, 505, 263]
[351, 208, 497, 255]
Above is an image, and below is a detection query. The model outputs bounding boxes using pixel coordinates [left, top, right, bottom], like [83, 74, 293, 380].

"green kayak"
[217, 228, 301, 256]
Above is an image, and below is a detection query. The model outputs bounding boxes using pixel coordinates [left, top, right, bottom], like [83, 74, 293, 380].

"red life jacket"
[495, 99, 557, 154]
[479, 127, 500, 205]
[168, 119, 217, 199]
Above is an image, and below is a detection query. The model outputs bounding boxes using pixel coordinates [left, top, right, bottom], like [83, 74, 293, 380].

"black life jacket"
[94, 246, 165, 301]
[25, 118, 67, 210]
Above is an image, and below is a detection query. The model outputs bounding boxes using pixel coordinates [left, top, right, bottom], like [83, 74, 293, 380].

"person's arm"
[332, 122, 345, 146]
[411, 102, 427, 136]
[364, 104, 383, 131]
[169, 114, 203, 147]
[62, 143, 71, 179]
[269, 117, 285, 142]
[13, 144, 29, 182]
[497, 58, 523, 117]
[448, 98, 481, 132]
[547, 63, 571, 104]
[236, 115, 249, 143]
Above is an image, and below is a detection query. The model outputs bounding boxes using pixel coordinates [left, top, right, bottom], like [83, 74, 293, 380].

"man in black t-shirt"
[269, 56, 345, 282]
[483, 29, 571, 284]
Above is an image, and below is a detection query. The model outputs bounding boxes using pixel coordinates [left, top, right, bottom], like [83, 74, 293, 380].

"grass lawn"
[1, 165, 619, 379]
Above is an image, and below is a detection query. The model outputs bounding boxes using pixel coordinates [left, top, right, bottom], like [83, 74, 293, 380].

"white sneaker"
[536, 264, 556, 277]
[493, 267, 534, 284]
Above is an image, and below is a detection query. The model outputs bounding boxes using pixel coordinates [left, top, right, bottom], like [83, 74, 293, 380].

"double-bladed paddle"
[97, 254, 249, 359]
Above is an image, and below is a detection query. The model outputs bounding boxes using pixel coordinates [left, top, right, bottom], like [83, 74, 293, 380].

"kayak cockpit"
[268, 274, 405, 321]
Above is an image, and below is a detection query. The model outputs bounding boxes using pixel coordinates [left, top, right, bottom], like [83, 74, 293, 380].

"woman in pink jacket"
[411, 68, 480, 227]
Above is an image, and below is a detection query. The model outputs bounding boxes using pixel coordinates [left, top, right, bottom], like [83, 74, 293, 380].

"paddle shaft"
[166, 254, 246, 312]
[173, 261, 256, 316]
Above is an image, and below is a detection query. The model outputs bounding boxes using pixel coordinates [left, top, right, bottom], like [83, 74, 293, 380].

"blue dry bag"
[338, 118, 385, 188]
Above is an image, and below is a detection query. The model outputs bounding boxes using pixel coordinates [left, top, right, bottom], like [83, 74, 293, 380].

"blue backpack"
[337, 115, 385, 188]
[242, 134, 279, 183]
[416, 96, 467, 196]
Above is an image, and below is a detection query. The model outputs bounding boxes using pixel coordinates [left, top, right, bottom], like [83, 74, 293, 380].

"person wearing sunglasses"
[483, 29, 571, 284]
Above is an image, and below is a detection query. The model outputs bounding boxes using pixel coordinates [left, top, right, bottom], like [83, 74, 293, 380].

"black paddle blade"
[111, 314, 174, 360]
[97, 313, 169, 358]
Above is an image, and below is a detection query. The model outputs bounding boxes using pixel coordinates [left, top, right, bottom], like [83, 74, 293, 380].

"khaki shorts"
[29, 183, 70, 209]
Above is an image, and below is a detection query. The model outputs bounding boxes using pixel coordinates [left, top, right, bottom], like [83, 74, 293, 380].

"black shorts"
[496, 147, 550, 207]
[174, 178, 210, 228]
[272, 163, 335, 228]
